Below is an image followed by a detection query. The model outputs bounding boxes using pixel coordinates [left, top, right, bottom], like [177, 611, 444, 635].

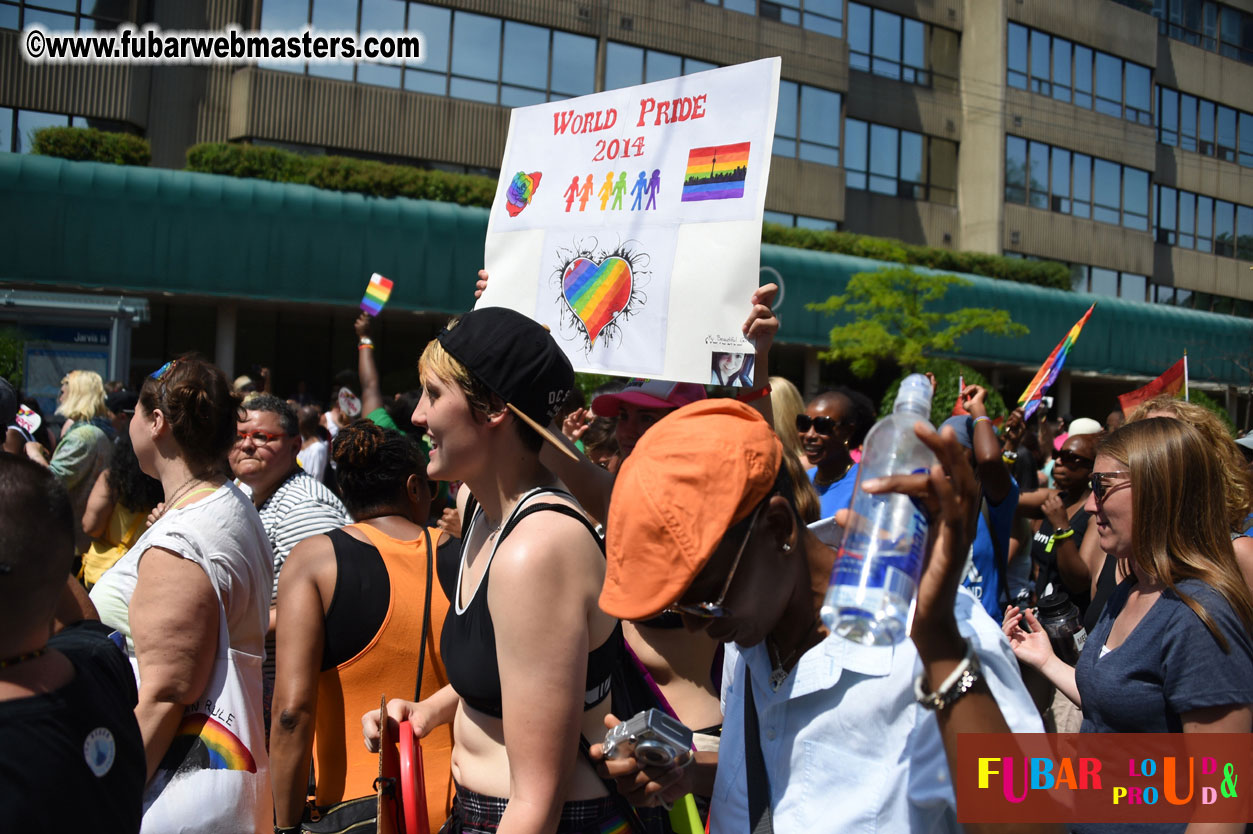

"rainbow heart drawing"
[562, 256, 633, 346]
[505, 171, 542, 217]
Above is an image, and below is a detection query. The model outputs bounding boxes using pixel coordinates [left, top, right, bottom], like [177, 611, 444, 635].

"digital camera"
[602, 709, 693, 768]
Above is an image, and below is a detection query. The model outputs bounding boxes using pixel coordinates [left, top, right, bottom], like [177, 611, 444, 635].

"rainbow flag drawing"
[681, 142, 750, 202]
[173, 713, 257, 772]
[1017, 303, 1097, 420]
[360, 273, 393, 316]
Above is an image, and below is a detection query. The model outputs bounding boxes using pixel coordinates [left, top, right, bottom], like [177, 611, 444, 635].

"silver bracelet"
[914, 639, 982, 711]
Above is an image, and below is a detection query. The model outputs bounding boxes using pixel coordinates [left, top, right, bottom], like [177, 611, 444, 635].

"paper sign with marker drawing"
[479, 58, 780, 383]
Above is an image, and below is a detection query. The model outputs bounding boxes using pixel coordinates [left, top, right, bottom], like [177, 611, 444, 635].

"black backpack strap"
[499, 502, 604, 554]
[414, 526, 434, 702]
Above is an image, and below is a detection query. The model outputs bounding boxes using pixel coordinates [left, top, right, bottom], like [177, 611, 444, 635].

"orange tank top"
[313, 523, 453, 832]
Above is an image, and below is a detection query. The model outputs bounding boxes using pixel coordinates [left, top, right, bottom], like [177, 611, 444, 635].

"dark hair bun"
[138, 355, 241, 472]
[331, 421, 426, 517]
[333, 419, 386, 469]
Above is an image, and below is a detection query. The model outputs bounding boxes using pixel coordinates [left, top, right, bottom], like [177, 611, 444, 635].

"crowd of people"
[2, 271, 1253, 834]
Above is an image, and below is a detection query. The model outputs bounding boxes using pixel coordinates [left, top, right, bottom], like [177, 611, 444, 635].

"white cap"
[1067, 417, 1103, 437]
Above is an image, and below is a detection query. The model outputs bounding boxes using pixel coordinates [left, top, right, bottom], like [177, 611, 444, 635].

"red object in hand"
[398, 720, 429, 834]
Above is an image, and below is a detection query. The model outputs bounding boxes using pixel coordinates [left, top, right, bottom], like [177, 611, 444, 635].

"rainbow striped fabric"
[360, 272, 394, 315]
[1017, 303, 1096, 419]
[681, 141, 750, 201]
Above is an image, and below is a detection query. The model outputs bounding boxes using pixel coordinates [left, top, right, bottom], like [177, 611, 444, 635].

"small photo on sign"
[682, 142, 750, 202]
[711, 351, 754, 387]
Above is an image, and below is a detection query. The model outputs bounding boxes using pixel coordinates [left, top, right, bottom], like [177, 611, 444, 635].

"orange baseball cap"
[601, 398, 783, 621]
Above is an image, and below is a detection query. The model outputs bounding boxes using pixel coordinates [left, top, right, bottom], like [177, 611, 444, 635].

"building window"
[258, 1, 598, 102]
[703, 0, 842, 38]
[1153, 184, 1253, 259]
[1005, 135, 1150, 230]
[764, 210, 839, 230]
[846, 118, 957, 205]
[1007, 23, 1152, 125]
[603, 43, 716, 91]
[0, 0, 139, 31]
[773, 81, 841, 167]
[848, 3, 939, 86]
[1156, 86, 1253, 167]
[1069, 265, 1150, 301]
[1116, 0, 1253, 65]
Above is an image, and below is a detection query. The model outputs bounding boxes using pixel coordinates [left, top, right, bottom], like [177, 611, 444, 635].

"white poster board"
[479, 58, 781, 385]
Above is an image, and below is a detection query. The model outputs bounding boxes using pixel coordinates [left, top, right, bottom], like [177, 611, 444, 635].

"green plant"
[1189, 389, 1237, 436]
[0, 328, 22, 389]
[810, 267, 1029, 378]
[31, 127, 151, 166]
[185, 142, 498, 207]
[574, 373, 614, 407]
[762, 223, 1072, 290]
[881, 359, 1009, 427]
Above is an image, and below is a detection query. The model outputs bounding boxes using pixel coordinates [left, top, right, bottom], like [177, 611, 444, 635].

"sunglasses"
[796, 414, 843, 435]
[666, 501, 765, 620]
[236, 430, 287, 445]
[1089, 471, 1130, 503]
[1054, 450, 1095, 469]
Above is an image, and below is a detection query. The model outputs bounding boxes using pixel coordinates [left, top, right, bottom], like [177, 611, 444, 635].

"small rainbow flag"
[681, 142, 750, 202]
[360, 273, 393, 316]
[1017, 303, 1096, 420]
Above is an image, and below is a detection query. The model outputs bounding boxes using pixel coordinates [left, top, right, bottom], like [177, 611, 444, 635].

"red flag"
[1118, 357, 1187, 413]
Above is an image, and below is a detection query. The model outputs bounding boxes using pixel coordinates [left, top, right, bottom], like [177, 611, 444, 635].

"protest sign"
[478, 58, 781, 384]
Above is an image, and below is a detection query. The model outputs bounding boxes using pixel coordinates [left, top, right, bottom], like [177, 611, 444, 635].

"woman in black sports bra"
[363, 308, 626, 834]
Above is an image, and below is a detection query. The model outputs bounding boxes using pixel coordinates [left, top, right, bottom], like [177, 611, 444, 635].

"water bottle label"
[1073, 628, 1087, 654]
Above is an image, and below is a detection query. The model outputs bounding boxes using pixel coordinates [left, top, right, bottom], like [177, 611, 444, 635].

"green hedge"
[31, 127, 151, 166]
[762, 223, 1072, 291]
[185, 142, 498, 208]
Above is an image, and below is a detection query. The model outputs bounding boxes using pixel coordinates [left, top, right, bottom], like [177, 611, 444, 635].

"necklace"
[813, 459, 853, 489]
[164, 473, 202, 509]
[766, 638, 801, 690]
[0, 648, 45, 669]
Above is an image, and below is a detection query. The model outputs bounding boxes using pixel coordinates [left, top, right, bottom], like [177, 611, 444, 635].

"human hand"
[960, 384, 989, 418]
[475, 269, 489, 300]
[743, 283, 779, 347]
[925, 372, 937, 395]
[562, 407, 591, 442]
[1002, 605, 1056, 670]
[852, 422, 979, 649]
[1002, 407, 1025, 447]
[146, 503, 166, 527]
[354, 312, 372, 338]
[361, 697, 435, 753]
[1041, 491, 1069, 529]
[24, 441, 48, 462]
[437, 507, 462, 539]
[587, 714, 692, 808]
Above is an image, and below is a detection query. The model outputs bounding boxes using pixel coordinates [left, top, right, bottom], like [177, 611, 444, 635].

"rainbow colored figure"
[172, 714, 257, 772]
[360, 273, 394, 316]
[681, 142, 750, 202]
[561, 256, 633, 345]
[505, 171, 542, 217]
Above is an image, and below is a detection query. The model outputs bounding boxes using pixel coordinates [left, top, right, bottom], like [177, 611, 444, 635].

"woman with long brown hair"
[1006, 419, 1253, 780]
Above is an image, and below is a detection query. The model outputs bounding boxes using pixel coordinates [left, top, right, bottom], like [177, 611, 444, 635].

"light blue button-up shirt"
[711, 587, 1042, 834]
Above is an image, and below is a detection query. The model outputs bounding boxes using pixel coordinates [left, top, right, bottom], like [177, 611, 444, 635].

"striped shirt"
[258, 470, 352, 602]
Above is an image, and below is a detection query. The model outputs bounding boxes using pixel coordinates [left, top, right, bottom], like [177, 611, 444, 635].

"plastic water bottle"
[820, 374, 937, 645]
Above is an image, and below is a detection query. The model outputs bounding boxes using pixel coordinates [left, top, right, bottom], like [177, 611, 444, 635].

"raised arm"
[961, 385, 1013, 505]
[355, 313, 385, 418]
[270, 536, 332, 829]
[742, 283, 778, 427]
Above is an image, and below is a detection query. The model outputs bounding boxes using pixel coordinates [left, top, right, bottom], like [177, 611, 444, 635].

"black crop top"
[439, 488, 621, 719]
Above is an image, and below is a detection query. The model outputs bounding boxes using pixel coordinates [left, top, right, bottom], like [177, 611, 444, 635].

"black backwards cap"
[437, 306, 578, 460]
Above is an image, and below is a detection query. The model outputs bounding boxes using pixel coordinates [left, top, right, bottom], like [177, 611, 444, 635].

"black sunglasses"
[1054, 450, 1095, 469]
[796, 414, 842, 435]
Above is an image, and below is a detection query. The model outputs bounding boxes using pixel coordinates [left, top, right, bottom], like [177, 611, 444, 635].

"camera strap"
[742, 667, 774, 834]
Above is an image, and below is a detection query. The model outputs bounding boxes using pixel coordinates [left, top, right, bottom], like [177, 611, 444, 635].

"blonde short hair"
[769, 376, 806, 461]
[56, 370, 108, 423]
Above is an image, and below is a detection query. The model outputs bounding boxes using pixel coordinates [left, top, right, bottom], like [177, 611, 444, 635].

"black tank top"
[439, 488, 621, 719]
[321, 528, 390, 671]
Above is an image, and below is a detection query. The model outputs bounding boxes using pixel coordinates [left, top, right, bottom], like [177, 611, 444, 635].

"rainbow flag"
[1017, 303, 1096, 420]
[1117, 354, 1188, 413]
[681, 141, 750, 202]
[360, 272, 393, 316]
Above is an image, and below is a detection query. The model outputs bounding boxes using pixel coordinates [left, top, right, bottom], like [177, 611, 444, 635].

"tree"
[808, 266, 1028, 378]
[0, 328, 22, 389]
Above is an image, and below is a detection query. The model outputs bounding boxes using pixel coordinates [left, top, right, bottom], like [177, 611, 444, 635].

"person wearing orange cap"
[591, 399, 1046, 834]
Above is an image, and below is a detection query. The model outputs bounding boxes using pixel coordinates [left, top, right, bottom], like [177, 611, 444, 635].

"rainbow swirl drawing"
[562, 256, 633, 346]
[505, 171, 542, 217]
[174, 714, 257, 773]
